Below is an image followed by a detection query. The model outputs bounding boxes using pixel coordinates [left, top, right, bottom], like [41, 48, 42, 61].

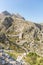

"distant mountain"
[12, 13, 25, 20]
[2, 11, 11, 16]
[15, 13, 25, 20]
[0, 11, 43, 57]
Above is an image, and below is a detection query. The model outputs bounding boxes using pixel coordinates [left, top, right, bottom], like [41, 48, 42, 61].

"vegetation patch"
[23, 52, 43, 65]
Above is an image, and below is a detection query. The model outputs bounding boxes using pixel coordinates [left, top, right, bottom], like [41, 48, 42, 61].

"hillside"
[0, 11, 43, 58]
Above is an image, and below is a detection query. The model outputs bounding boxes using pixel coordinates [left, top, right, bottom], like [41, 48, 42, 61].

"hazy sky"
[0, 0, 43, 23]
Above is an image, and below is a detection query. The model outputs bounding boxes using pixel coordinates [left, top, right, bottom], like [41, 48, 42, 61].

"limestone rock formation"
[0, 11, 43, 57]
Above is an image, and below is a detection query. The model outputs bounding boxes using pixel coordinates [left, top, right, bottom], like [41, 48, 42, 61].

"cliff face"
[0, 11, 43, 57]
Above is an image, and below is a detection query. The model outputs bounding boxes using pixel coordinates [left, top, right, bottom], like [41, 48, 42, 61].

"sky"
[0, 0, 43, 23]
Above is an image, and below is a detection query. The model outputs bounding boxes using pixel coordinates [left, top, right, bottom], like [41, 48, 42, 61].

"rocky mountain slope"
[0, 11, 43, 57]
